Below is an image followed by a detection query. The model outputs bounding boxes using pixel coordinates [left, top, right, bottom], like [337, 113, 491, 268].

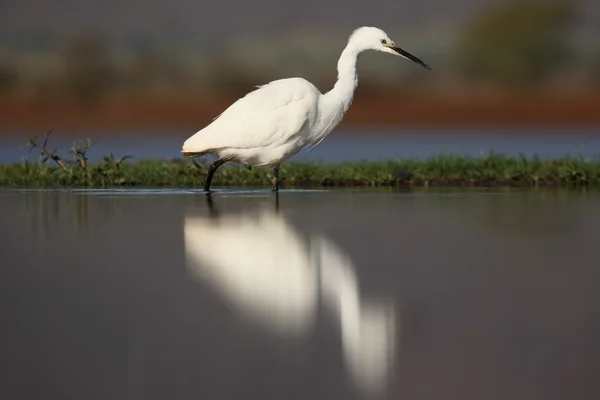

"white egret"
[182, 26, 430, 191]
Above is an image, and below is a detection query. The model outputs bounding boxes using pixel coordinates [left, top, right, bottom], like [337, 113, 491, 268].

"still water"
[1, 188, 600, 400]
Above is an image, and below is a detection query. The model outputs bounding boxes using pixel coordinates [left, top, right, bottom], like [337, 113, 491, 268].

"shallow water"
[1, 188, 600, 400]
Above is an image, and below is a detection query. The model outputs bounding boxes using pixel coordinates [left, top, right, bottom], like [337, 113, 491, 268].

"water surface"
[1, 188, 599, 400]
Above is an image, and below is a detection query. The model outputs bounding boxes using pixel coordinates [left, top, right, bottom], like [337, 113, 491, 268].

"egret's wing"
[183, 78, 319, 152]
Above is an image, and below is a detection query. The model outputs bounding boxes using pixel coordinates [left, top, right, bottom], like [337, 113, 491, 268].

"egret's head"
[349, 26, 431, 70]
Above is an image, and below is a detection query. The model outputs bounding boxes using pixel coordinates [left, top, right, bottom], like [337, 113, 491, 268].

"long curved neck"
[321, 43, 360, 118]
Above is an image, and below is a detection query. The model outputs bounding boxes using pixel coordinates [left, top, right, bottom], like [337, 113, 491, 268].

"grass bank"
[1, 132, 599, 189]
[2, 155, 600, 189]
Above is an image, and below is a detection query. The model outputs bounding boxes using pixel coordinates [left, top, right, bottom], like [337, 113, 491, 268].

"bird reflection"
[184, 194, 397, 397]
[185, 196, 318, 336]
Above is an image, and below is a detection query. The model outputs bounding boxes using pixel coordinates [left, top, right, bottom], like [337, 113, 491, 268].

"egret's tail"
[182, 151, 206, 158]
[182, 131, 212, 157]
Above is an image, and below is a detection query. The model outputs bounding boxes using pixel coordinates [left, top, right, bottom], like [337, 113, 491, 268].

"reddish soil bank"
[0, 93, 599, 134]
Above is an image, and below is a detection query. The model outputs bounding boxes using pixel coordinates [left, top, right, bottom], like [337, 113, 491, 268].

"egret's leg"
[271, 166, 280, 192]
[204, 159, 226, 192]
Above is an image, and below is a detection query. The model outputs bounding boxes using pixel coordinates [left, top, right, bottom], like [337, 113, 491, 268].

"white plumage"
[182, 26, 431, 191]
[184, 78, 320, 166]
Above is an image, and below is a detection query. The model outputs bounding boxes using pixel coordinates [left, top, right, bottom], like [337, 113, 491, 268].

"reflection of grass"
[2, 153, 600, 189]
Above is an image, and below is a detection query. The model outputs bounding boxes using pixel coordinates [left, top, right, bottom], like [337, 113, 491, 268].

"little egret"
[182, 26, 431, 191]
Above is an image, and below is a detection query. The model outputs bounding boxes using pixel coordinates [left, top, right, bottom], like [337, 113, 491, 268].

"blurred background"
[3, 4, 600, 398]
[0, 0, 599, 160]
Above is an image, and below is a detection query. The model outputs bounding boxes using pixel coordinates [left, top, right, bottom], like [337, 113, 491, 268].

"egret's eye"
[381, 39, 387, 45]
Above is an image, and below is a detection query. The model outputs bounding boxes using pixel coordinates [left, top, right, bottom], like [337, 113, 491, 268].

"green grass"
[2, 154, 600, 189]
[2, 131, 599, 189]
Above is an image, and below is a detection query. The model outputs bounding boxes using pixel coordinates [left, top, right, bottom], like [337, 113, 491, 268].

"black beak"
[392, 47, 431, 70]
